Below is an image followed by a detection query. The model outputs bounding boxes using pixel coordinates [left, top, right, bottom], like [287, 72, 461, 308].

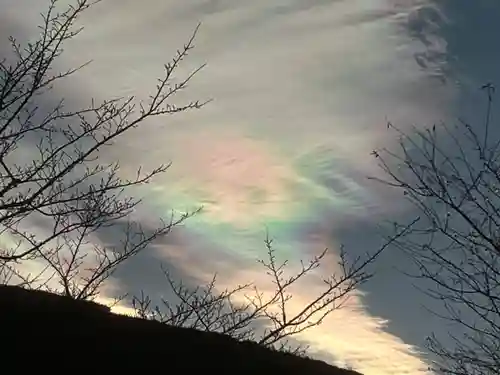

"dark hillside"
[0, 284, 362, 374]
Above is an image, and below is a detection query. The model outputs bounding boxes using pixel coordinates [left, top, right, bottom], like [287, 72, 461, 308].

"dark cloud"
[92, 219, 205, 302]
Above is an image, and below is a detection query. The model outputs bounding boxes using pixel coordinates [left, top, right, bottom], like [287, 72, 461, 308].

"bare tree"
[133, 228, 413, 355]
[371, 84, 500, 374]
[0, 0, 206, 299]
[0, 0, 414, 360]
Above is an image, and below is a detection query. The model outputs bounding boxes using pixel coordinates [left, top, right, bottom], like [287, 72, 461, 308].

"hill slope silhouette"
[1, 284, 362, 374]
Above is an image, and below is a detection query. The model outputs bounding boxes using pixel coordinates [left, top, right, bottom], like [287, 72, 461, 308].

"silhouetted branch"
[133, 221, 414, 354]
[371, 85, 500, 375]
[0, 0, 207, 299]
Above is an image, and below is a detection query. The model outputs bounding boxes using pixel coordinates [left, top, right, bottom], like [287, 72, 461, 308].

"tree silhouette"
[372, 85, 500, 374]
[0, 0, 206, 299]
[133, 228, 413, 354]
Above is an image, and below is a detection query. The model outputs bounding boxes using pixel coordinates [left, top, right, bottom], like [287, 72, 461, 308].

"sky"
[1, 0, 499, 374]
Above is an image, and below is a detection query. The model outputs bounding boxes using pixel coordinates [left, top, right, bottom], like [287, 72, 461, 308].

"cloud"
[1, 0, 460, 373]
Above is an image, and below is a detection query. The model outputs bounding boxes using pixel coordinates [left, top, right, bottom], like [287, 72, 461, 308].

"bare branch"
[0, 0, 207, 301]
[372, 85, 500, 375]
[132, 225, 412, 353]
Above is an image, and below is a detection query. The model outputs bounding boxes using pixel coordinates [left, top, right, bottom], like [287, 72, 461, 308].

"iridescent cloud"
[2, 0, 458, 374]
